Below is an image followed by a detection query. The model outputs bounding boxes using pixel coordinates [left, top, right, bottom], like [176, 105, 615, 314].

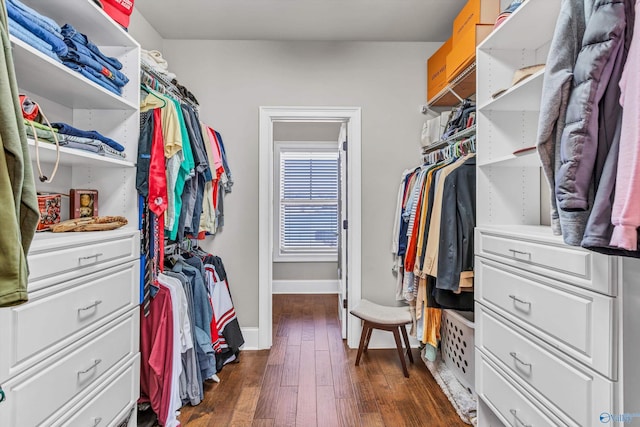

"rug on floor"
[421, 348, 478, 426]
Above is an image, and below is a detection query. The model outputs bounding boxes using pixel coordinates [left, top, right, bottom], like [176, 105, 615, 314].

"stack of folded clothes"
[51, 122, 127, 159]
[59, 24, 129, 96]
[6, 0, 67, 62]
[24, 119, 127, 160]
[6, 0, 129, 96]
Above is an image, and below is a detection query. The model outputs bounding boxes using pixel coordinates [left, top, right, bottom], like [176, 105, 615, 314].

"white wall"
[128, 9, 163, 51]
[159, 40, 439, 328]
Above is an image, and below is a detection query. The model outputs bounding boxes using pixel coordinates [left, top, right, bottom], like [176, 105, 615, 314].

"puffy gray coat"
[538, 0, 629, 246]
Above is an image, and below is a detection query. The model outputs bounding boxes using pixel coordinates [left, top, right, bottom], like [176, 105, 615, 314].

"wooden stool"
[350, 299, 414, 378]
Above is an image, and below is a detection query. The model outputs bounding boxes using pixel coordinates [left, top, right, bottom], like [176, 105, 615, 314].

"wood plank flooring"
[178, 294, 467, 427]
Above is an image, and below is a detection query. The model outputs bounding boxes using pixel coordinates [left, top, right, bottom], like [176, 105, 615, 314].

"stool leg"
[400, 324, 414, 364]
[363, 325, 373, 353]
[355, 322, 369, 366]
[393, 327, 409, 378]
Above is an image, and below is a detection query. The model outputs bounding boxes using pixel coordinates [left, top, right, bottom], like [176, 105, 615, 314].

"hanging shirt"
[169, 98, 195, 241]
[140, 91, 182, 159]
[139, 285, 174, 427]
[148, 108, 168, 216]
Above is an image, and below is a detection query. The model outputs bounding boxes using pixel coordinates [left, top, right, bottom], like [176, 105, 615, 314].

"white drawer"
[28, 230, 140, 291]
[476, 351, 569, 427]
[475, 228, 615, 295]
[476, 257, 616, 379]
[0, 311, 139, 427]
[60, 355, 140, 427]
[0, 260, 139, 382]
[477, 306, 615, 427]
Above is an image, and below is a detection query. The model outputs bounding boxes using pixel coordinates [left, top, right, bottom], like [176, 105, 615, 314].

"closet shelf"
[478, 68, 545, 112]
[27, 139, 135, 168]
[21, 0, 138, 48]
[478, 0, 562, 51]
[478, 149, 540, 168]
[11, 37, 138, 111]
[31, 226, 139, 251]
[427, 62, 476, 108]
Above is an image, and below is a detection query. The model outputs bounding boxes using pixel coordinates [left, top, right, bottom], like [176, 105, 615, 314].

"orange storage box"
[452, 0, 500, 44]
[446, 24, 493, 80]
[427, 37, 453, 102]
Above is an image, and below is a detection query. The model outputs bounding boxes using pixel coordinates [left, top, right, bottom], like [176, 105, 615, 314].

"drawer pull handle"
[508, 249, 531, 258]
[509, 295, 531, 307]
[77, 359, 102, 378]
[510, 409, 532, 427]
[77, 300, 102, 314]
[510, 352, 532, 368]
[78, 253, 103, 262]
[0, 386, 5, 403]
[92, 417, 102, 426]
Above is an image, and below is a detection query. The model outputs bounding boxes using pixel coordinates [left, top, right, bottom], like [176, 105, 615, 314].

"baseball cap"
[491, 64, 545, 98]
[95, 0, 134, 29]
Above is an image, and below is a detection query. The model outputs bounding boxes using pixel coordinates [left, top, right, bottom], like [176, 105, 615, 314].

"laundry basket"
[441, 309, 475, 394]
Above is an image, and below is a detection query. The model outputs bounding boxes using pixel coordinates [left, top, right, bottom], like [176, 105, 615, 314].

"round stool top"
[350, 299, 412, 325]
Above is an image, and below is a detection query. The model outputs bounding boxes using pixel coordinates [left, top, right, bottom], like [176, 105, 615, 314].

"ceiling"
[135, 0, 466, 42]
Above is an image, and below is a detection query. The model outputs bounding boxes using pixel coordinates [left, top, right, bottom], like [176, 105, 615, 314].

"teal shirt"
[168, 98, 194, 240]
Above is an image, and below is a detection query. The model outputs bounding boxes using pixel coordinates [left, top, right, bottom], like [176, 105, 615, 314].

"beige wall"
[156, 40, 439, 327]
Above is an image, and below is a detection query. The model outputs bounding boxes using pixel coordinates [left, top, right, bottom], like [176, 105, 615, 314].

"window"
[278, 148, 339, 260]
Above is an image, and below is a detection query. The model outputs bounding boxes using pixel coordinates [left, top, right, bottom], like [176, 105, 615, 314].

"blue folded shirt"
[8, 17, 61, 63]
[51, 123, 125, 152]
[7, 0, 62, 38]
[61, 24, 123, 71]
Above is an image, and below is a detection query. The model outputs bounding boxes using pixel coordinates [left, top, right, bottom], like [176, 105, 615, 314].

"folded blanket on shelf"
[51, 122, 125, 152]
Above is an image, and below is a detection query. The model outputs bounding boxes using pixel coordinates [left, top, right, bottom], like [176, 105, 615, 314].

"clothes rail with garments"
[392, 136, 476, 363]
[135, 53, 240, 426]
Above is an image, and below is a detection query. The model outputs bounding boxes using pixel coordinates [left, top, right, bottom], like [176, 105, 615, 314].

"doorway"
[258, 107, 362, 349]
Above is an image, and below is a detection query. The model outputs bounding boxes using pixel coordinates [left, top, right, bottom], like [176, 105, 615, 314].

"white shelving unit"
[474, 1, 640, 426]
[0, 1, 141, 426]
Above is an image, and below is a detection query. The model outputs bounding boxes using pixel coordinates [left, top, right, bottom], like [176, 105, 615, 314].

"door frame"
[258, 106, 362, 349]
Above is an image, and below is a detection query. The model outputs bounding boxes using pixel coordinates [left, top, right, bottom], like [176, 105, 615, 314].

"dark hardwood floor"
[179, 294, 467, 427]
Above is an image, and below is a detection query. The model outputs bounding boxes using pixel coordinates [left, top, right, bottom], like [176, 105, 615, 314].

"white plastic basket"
[441, 309, 475, 394]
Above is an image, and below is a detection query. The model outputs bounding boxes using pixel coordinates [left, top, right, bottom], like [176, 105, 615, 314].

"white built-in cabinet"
[475, 1, 640, 426]
[0, 1, 141, 426]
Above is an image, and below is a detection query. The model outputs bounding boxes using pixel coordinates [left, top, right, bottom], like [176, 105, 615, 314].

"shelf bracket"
[420, 104, 440, 117]
[446, 86, 464, 103]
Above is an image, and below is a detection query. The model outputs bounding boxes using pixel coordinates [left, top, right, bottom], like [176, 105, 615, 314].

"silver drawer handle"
[77, 300, 102, 314]
[77, 359, 102, 378]
[510, 352, 532, 368]
[508, 249, 531, 258]
[79, 253, 103, 262]
[510, 409, 532, 427]
[92, 417, 102, 426]
[509, 295, 532, 307]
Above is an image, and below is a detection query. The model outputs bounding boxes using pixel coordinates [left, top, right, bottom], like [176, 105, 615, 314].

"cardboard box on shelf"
[427, 37, 453, 101]
[452, 0, 500, 44]
[446, 24, 493, 81]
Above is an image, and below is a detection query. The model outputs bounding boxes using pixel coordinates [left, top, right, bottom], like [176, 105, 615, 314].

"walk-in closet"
[1, 0, 639, 426]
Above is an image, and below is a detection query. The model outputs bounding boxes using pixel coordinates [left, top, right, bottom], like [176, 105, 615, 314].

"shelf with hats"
[479, 0, 559, 51]
[477, 65, 545, 112]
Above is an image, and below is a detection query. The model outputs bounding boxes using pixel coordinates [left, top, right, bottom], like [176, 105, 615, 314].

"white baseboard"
[357, 324, 420, 349]
[272, 279, 339, 294]
[239, 327, 260, 350]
